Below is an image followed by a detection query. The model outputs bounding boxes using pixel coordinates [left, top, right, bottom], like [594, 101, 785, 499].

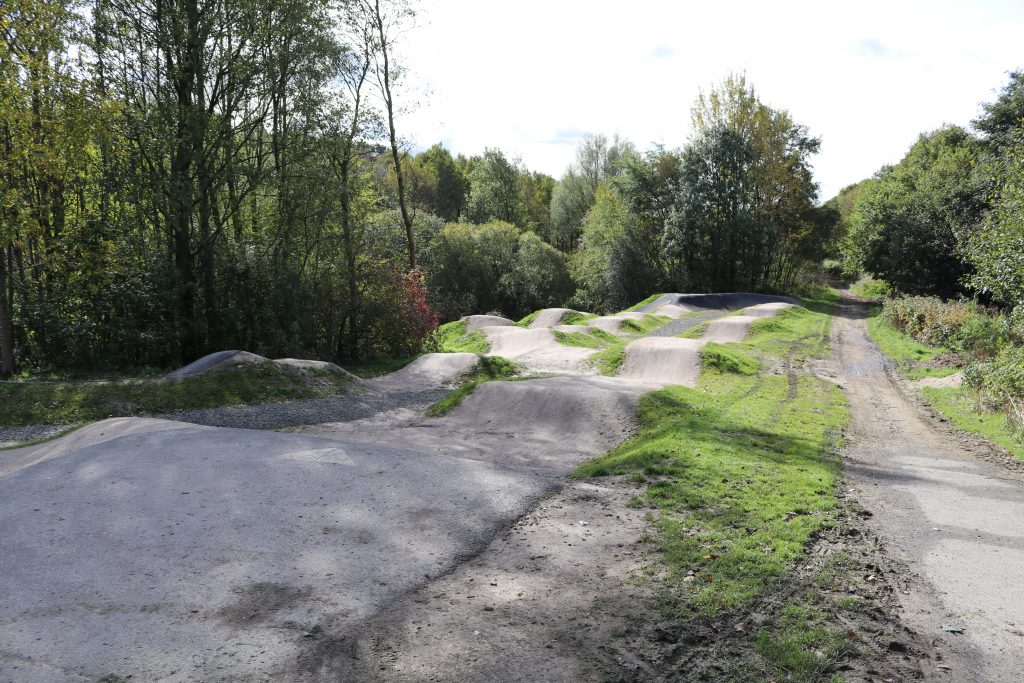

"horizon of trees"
[2, 0, 898, 376]
[827, 71, 1024, 307]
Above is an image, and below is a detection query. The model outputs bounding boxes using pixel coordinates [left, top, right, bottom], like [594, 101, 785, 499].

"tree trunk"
[0, 245, 15, 377]
[374, 0, 415, 270]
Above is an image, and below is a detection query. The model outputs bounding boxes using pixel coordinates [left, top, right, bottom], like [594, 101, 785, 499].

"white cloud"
[397, 0, 1024, 198]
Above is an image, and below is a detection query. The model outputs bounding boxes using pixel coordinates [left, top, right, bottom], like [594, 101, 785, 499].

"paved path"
[833, 298, 1024, 682]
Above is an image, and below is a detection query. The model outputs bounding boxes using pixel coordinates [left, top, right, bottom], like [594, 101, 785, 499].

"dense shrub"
[880, 296, 979, 347]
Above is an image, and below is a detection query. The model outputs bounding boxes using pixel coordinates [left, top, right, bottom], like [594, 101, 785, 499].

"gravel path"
[161, 387, 446, 430]
[0, 424, 72, 447]
[645, 309, 723, 337]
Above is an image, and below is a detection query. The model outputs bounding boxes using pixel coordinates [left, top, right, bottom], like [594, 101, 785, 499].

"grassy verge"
[0, 363, 355, 426]
[431, 320, 490, 353]
[848, 276, 892, 301]
[623, 293, 661, 312]
[921, 387, 1024, 459]
[575, 299, 870, 679]
[621, 314, 671, 335]
[553, 328, 620, 349]
[561, 310, 597, 325]
[425, 356, 520, 416]
[865, 305, 953, 379]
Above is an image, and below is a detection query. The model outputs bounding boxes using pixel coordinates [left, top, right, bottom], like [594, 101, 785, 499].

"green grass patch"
[425, 356, 519, 417]
[589, 345, 626, 376]
[575, 299, 847, 618]
[754, 598, 859, 681]
[622, 293, 662, 312]
[516, 311, 541, 327]
[561, 310, 597, 325]
[621, 314, 670, 335]
[553, 328, 619, 349]
[0, 363, 355, 426]
[678, 322, 709, 339]
[431, 320, 490, 353]
[700, 342, 757, 375]
[866, 305, 950, 378]
[921, 386, 1024, 459]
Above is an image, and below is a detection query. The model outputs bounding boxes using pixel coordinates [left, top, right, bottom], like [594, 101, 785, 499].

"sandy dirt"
[618, 337, 704, 386]
[831, 296, 1024, 682]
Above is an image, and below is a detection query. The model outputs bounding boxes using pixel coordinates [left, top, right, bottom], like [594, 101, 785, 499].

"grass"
[922, 386, 1024, 459]
[431, 320, 490, 353]
[622, 293, 661, 312]
[621, 314, 671, 335]
[553, 328, 620, 349]
[516, 311, 541, 327]
[425, 356, 520, 416]
[575, 302, 844, 613]
[561, 310, 597, 325]
[848, 276, 892, 301]
[865, 305, 951, 378]
[0, 363, 356, 426]
[575, 297, 859, 678]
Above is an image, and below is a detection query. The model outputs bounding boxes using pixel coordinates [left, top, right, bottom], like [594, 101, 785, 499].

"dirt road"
[832, 297, 1024, 682]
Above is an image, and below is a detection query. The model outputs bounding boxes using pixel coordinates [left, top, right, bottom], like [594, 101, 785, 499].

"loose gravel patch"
[0, 424, 73, 448]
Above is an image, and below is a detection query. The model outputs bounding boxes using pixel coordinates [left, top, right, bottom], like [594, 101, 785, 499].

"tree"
[550, 133, 634, 251]
[406, 143, 466, 221]
[465, 149, 528, 226]
[663, 74, 825, 292]
[362, 0, 417, 270]
[857, 126, 984, 297]
[974, 71, 1024, 154]
[966, 138, 1024, 306]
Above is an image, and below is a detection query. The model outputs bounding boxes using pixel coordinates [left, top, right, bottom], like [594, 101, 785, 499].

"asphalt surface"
[0, 421, 554, 682]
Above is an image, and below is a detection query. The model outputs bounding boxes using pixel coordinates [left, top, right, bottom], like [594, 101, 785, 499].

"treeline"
[1, 0, 834, 375]
[830, 71, 1024, 307]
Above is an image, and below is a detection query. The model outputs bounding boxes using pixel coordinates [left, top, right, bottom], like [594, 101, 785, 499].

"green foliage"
[0, 364, 355, 426]
[849, 276, 892, 301]
[880, 296, 979, 348]
[755, 600, 859, 681]
[966, 139, 1024, 307]
[853, 127, 984, 297]
[665, 74, 829, 293]
[425, 221, 573, 320]
[700, 342, 758, 375]
[561, 310, 597, 325]
[867, 306, 947, 374]
[465, 149, 529, 226]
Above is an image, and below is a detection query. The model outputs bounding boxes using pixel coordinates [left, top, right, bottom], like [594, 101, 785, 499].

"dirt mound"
[653, 303, 696, 318]
[482, 326, 595, 374]
[464, 314, 514, 332]
[0, 417, 201, 477]
[528, 308, 575, 329]
[167, 350, 268, 378]
[703, 315, 760, 343]
[370, 352, 480, 391]
[586, 312, 648, 335]
[638, 292, 797, 313]
[619, 337, 705, 387]
[742, 302, 794, 318]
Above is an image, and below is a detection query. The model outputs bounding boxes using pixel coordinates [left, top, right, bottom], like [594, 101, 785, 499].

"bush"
[880, 296, 978, 347]
[850, 276, 892, 300]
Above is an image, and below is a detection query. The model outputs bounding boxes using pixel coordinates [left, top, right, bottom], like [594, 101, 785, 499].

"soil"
[829, 295, 1024, 682]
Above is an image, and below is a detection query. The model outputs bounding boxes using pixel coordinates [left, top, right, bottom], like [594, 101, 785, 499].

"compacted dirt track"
[832, 296, 1024, 682]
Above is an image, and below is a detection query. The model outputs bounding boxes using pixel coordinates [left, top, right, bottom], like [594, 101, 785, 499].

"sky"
[397, 0, 1024, 200]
